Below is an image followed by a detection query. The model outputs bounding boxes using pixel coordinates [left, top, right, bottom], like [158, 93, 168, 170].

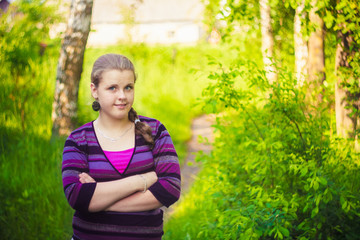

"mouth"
[114, 103, 127, 109]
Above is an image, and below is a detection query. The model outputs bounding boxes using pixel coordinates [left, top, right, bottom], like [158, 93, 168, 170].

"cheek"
[127, 91, 135, 100]
[98, 93, 112, 103]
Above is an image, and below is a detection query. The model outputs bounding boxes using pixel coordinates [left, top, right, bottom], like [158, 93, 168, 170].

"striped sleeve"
[62, 135, 96, 212]
[148, 123, 181, 207]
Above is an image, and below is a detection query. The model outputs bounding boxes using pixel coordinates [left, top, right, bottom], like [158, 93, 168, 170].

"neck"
[95, 114, 132, 133]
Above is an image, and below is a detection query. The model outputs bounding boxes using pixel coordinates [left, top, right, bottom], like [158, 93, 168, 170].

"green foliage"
[166, 0, 360, 239]
[322, 0, 360, 41]
[222, 0, 259, 33]
[0, 3, 69, 239]
[0, 0, 59, 75]
[0, 0, 60, 132]
[201, 0, 222, 34]
[203, 0, 295, 64]
[320, 0, 360, 138]
[164, 60, 360, 239]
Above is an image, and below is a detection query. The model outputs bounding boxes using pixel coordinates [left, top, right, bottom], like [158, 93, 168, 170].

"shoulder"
[138, 115, 159, 125]
[138, 115, 168, 138]
[66, 121, 94, 145]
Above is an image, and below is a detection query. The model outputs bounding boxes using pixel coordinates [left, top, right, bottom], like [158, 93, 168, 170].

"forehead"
[100, 69, 135, 84]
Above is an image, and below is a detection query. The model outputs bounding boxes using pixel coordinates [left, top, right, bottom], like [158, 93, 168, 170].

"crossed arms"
[78, 171, 162, 212]
[62, 122, 181, 214]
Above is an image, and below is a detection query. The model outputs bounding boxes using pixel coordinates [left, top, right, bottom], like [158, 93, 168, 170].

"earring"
[92, 100, 100, 111]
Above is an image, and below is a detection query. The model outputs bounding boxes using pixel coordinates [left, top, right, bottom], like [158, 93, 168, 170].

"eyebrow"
[104, 80, 134, 86]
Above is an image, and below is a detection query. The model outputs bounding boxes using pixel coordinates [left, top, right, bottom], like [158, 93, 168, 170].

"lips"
[114, 103, 127, 109]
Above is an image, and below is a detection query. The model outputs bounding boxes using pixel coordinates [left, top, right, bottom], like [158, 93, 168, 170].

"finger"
[79, 176, 86, 184]
[78, 172, 95, 183]
[79, 172, 86, 178]
[86, 176, 95, 183]
[84, 174, 95, 183]
[79, 174, 89, 183]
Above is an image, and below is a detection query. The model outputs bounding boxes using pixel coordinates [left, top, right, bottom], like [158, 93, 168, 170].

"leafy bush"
[0, 0, 60, 133]
[164, 59, 360, 239]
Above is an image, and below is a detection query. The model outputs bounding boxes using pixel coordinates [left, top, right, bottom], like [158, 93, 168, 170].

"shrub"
[164, 59, 360, 239]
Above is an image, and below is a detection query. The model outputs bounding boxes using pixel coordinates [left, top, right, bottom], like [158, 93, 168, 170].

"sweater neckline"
[91, 120, 138, 176]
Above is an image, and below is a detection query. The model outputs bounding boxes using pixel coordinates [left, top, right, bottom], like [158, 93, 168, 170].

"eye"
[125, 85, 133, 91]
[108, 86, 116, 91]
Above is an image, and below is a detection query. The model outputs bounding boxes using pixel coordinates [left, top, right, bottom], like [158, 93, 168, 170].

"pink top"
[103, 148, 134, 174]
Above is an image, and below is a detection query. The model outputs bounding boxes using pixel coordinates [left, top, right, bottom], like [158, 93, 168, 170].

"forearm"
[106, 190, 163, 212]
[88, 175, 143, 212]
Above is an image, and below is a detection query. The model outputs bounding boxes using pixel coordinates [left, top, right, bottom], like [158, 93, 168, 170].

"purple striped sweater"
[62, 116, 181, 240]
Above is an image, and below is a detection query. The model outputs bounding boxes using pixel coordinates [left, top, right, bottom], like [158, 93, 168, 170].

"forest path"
[163, 114, 215, 221]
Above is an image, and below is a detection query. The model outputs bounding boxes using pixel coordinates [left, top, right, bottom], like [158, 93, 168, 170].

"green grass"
[0, 132, 71, 239]
[0, 46, 74, 239]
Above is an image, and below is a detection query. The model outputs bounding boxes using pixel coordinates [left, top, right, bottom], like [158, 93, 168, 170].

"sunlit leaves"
[166, 55, 360, 239]
[0, 0, 60, 75]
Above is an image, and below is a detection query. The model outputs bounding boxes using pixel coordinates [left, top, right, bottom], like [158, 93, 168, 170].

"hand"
[141, 171, 158, 188]
[79, 172, 96, 183]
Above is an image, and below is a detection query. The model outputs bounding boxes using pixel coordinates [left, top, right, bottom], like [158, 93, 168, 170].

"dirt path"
[163, 114, 215, 220]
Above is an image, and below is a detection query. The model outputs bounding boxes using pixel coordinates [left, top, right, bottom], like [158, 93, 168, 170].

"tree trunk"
[294, 0, 308, 87]
[259, 0, 277, 84]
[335, 30, 356, 139]
[307, 0, 325, 102]
[52, 0, 93, 137]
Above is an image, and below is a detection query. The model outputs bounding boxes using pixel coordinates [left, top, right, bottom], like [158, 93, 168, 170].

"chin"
[115, 112, 131, 120]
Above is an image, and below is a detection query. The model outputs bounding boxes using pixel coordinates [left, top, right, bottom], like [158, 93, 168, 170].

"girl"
[62, 54, 181, 239]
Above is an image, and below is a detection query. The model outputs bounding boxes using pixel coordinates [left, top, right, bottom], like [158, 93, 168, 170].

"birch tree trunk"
[294, 0, 308, 87]
[335, 30, 356, 139]
[260, 0, 277, 84]
[52, 0, 93, 137]
[307, 0, 325, 102]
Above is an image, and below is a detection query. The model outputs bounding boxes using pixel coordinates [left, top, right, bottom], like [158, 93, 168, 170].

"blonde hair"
[91, 53, 136, 86]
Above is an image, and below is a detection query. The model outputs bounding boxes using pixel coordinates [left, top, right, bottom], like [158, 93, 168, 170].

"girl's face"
[91, 69, 135, 121]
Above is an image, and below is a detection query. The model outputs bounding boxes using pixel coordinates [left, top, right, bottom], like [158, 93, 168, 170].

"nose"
[118, 90, 126, 99]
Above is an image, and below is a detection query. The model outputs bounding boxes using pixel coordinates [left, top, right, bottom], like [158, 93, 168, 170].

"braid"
[128, 108, 154, 148]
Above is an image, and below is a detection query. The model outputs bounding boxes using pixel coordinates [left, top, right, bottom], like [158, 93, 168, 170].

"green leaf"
[311, 207, 319, 218]
[303, 203, 309, 213]
[22, 190, 29, 198]
[340, 196, 345, 205]
[319, 177, 327, 185]
[342, 201, 348, 210]
[300, 167, 308, 177]
[313, 181, 319, 191]
[275, 229, 284, 239]
[324, 11, 334, 29]
[317, 222, 322, 229]
[279, 226, 290, 237]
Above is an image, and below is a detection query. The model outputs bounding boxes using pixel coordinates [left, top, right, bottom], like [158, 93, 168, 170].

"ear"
[90, 83, 98, 99]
